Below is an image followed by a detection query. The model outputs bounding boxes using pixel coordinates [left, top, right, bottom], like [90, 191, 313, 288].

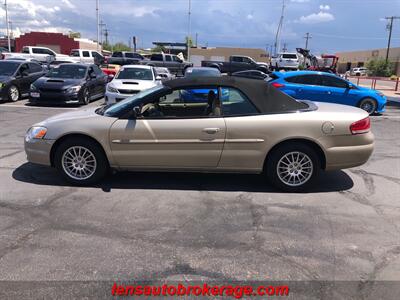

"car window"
[0, 62, 20, 76]
[165, 55, 172, 62]
[91, 51, 103, 59]
[295, 75, 321, 85]
[282, 54, 297, 59]
[22, 47, 29, 54]
[172, 56, 181, 62]
[151, 54, 163, 61]
[285, 75, 301, 83]
[232, 56, 243, 63]
[143, 87, 220, 119]
[70, 50, 79, 57]
[133, 53, 144, 59]
[19, 63, 29, 74]
[113, 52, 122, 57]
[32, 48, 43, 54]
[43, 49, 55, 56]
[82, 51, 90, 57]
[28, 63, 42, 73]
[220, 87, 258, 116]
[320, 75, 348, 88]
[116, 67, 154, 80]
[125, 53, 134, 58]
[242, 57, 252, 64]
[46, 64, 87, 79]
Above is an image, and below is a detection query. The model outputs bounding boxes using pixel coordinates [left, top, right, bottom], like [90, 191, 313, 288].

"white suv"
[271, 53, 299, 70]
[350, 67, 368, 76]
[105, 65, 161, 104]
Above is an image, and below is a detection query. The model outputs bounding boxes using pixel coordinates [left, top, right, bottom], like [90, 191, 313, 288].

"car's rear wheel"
[358, 98, 376, 115]
[8, 85, 20, 102]
[266, 143, 320, 192]
[54, 137, 108, 185]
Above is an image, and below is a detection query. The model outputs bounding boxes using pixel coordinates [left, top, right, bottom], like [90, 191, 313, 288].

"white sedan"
[105, 65, 161, 104]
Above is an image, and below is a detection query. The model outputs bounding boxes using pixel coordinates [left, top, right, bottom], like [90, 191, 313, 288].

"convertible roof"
[164, 76, 308, 113]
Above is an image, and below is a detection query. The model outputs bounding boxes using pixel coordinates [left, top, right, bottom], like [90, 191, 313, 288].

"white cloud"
[319, 5, 330, 11]
[247, 14, 253, 20]
[61, 0, 76, 9]
[297, 11, 335, 24]
[291, 0, 310, 3]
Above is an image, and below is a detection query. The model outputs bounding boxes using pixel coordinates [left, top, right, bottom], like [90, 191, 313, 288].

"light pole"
[96, 0, 100, 51]
[187, 0, 191, 61]
[384, 16, 399, 63]
[4, 0, 11, 51]
[274, 0, 285, 56]
[304, 32, 312, 50]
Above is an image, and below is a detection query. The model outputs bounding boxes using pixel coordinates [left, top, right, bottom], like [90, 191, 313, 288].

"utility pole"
[4, 0, 10, 51]
[187, 0, 191, 60]
[384, 16, 400, 63]
[104, 28, 109, 45]
[274, 0, 285, 56]
[96, 0, 100, 51]
[99, 20, 106, 46]
[304, 32, 312, 50]
[282, 43, 287, 53]
[195, 32, 198, 48]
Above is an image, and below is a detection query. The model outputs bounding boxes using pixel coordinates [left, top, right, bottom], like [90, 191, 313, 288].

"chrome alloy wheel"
[61, 146, 97, 180]
[9, 86, 19, 101]
[277, 151, 313, 187]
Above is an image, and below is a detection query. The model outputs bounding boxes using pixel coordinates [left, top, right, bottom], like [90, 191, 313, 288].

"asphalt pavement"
[0, 98, 399, 299]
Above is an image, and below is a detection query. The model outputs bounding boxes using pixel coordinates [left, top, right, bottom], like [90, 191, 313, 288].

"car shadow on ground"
[12, 162, 354, 193]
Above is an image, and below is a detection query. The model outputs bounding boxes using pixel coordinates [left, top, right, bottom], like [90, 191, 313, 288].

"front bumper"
[24, 138, 55, 166]
[29, 91, 80, 104]
[376, 96, 387, 113]
[105, 91, 135, 104]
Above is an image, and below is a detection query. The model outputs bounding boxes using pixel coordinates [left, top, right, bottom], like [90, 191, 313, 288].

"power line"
[304, 32, 312, 50]
[384, 16, 400, 63]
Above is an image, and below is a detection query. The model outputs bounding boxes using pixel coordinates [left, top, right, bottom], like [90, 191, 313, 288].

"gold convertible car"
[24, 76, 374, 192]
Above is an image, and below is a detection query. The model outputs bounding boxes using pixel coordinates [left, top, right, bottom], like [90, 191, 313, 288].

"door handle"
[202, 128, 220, 134]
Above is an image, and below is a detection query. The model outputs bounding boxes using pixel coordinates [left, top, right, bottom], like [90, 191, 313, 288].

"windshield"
[104, 85, 165, 116]
[282, 54, 297, 59]
[0, 62, 20, 76]
[185, 68, 221, 77]
[46, 65, 87, 79]
[116, 67, 153, 80]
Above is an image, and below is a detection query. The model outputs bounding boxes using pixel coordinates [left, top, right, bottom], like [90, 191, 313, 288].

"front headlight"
[25, 126, 47, 142]
[67, 85, 81, 93]
[30, 84, 37, 91]
[107, 84, 118, 93]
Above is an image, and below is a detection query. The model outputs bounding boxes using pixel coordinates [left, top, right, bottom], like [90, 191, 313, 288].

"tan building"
[189, 47, 268, 67]
[335, 47, 400, 75]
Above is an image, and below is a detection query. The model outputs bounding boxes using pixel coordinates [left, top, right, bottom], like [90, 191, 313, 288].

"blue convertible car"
[269, 71, 386, 114]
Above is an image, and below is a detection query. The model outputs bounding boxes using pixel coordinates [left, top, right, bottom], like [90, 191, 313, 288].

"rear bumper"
[24, 138, 55, 166]
[322, 131, 374, 170]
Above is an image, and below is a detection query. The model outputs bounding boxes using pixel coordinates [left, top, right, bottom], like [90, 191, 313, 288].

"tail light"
[350, 117, 370, 134]
[271, 82, 285, 88]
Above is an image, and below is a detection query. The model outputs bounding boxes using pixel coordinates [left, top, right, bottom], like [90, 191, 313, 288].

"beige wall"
[189, 47, 268, 66]
[335, 47, 400, 75]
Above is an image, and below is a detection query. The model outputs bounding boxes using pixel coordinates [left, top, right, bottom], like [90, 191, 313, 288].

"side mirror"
[155, 75, 162, 81]
[132, 106, 141, 117]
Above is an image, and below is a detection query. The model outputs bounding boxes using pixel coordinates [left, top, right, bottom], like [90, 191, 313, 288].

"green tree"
[366, 58, 395, 77]
[102, 42, 131, 52]
[68, 31, 81, 38]
[152, 45, 166, 53]
[185, 36, 194, 48]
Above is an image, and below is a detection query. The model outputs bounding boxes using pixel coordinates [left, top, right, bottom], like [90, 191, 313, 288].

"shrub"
[366, 58, 395, 77]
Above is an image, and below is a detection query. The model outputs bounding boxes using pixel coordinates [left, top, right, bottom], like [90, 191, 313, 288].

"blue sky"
[1, 0, 399, 54]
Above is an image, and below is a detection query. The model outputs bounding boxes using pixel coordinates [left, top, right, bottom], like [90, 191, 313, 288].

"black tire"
[8, 85, 20, 102]
[266, 143, 320, 192]
[80, 88, 90, 105]
[54, 137, 108, 185]
[358, 98, 377, 115]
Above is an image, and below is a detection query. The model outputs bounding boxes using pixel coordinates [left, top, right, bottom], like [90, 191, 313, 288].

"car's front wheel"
[54, 137, 108, 185]
[358, 98, 377, 115]
[8, 85, 20, 102]
[266, 143, 320, 192]
[80, 88, 90, 105]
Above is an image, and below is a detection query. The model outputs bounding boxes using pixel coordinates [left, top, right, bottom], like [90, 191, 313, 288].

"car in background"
[350, 67, 368, 76]
[270, 53, 299, 70]
[155, 67, 174, 81]
[232, 70, 269, 80]
[269, 71, 386, 114]
[106, 51, 146, 65]
[105, 65, 160, 104]
[101, 64, 121, 77]
[0, 60, 46, 102]
[69, 49, 105, 65]
[201, 55, 268, 74]
[29, 63, 107, 105]
[24, 76, 374, 192]
[140, 53, 193, 76]
[184, 67, 221, 77]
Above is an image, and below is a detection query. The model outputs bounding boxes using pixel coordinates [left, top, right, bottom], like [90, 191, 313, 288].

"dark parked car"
[107, 51, 146, 65]
[0, 60, 46, 102]
[232, 70, 270, 80]
[29, 63, 107, 105]
[201, 55, 269, 74]
[140, 53, 192, 76]
[184, 67, 221, 77]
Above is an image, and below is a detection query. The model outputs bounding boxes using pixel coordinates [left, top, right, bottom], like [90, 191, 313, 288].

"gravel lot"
[0, 99, 399, 298]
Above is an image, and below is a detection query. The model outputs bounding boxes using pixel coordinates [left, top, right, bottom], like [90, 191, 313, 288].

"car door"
[319, 75, 358, 106]
[92, 64, 107, 96]
[27, 63, 45, 83]
[287, 74, 322, 101]
[109, 87, 226, 168]
[15, 63, 32, 94]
